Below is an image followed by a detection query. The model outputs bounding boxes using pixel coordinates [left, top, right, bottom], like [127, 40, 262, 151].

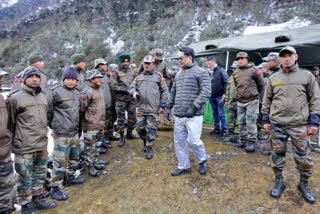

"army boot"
[143, 139, 147, 152]
[232, 139, 246, 149]
[270, 174, 286, 198]
[199, 159, 208, 175]
[50, 186, 68, 201]
[126, 131, 139, 139]
[297, 176, 316, 204]
[223, 129, 234, 143]
[102, 136, 112, 149]
[93, 162, 106, 170]
[99, 147, 107, 154]
[21, 202, 35, 214]
[32, 195, 57, 210]
[118, 131, 126, 147]
[87, 165, 101, 177]
[66, 175, 85, 186]
[244, 140, 256, 153]
[146, 146, 153, 160]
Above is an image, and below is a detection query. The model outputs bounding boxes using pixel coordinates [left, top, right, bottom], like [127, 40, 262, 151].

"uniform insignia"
[118, 73, 126, 77]
[92, 96, 101, 100]
[21, 103, 33, 108]
[233, 75, 239, 78]
[80, 95, 87, 100]
[62, 97, 72, 101]
[272, 82, 285, 87]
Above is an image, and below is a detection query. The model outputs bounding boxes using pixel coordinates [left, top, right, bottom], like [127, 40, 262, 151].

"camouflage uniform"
[80, 71, 105, 175]
[47, 84, 81, 188]
[110, 66, 137, 133]
[129, 69, 169, 147]
[7, 83, 48, 205]
[0, 91, 14, 212]
[224, 76, 238, 142]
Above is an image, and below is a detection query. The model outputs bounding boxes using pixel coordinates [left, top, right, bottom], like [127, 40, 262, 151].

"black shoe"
[94, 162, 106, 170]
[223, 131, 234, 143]
[96, 159, 109, 167]
[209, 129, 221, 135]
[219, 129, 227, 137]
[199, 160, 208, 175]
[118, 131, 126, 147]
[244, 141, 255, 153]
[110, 135, 120, 141]
[171, 168, 191, 176]
[32, 195, 57, 210]
[297, 181, 317, 204]
[21, 202, 35, 214]
[50, 187, 68, 201]
[102, 137, 112, 149]
[87, 166, 101, 177]
[99, 148, 108, 154]
[67, 175, 85, 185]
[126, 131, 139, 139]
[146, 146, 153, 160]
[270, 176, 286, 198]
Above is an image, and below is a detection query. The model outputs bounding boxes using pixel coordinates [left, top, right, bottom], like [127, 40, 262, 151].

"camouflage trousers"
[270, 125, 313, 177]
[105, 103, 117, 137]
[0, 155, 15, 211]
[14, 150, 48, 205]
[227, 105, 237, 131]
[51, 133, 80, 188]
[83, 130, 103, 166]
[237, 99, 259, 142]
[115, 101, 136, 133]
[136, 112, 159, 147]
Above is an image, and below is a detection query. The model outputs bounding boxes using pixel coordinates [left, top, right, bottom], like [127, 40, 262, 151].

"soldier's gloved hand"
[165, 108, 171, 121]
[118, 86, 129, 95]
[133, 92, 140, 100]
[186, 105, 197, 118]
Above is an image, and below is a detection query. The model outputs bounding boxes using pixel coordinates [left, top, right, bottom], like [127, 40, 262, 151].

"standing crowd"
[0, 45, 320, 214]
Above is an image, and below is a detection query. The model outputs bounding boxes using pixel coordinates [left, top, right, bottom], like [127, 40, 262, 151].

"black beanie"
[62, 67, 78, 80]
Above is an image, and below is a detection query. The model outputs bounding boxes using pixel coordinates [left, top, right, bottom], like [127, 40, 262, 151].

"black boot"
[118, 131, 126, 147]
[126, 131, 139, 139]
[32, 195, 57, 210]
[146, 146, 153, 160]
[96, 159, 109, 167]
[219, 129, 227, 137]
[21, 202, 35, 214]
[87, 165, 101, 177]
[270, 175, 286, 198]
[199, 159, 208, 175]
[244, 140, 256, 153]
[209, 128, 221, 135]
[94, 162, 106, 170]
[102, 136, 112, 149]
[232, 139, 246, 148]
[297, 176, 316, 204]
[99, 147, 107, 154]
[143, 139, 147, 153]
[66, 175, 85, 185]
[50, 186, 68, 201]
[223, 130, 234, 143]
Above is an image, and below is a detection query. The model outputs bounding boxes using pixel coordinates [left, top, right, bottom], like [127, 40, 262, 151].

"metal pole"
[225, 51, 230, 70]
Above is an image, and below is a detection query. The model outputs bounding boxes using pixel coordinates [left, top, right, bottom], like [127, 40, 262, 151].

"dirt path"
[40, 126, 320, 214]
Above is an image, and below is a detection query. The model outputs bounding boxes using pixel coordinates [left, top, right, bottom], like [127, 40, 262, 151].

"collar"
[21, 83, 42, 95]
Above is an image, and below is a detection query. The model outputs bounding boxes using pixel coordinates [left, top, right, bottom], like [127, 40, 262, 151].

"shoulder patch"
[233, 75, 239, 79]
[271, 81, 285, 87]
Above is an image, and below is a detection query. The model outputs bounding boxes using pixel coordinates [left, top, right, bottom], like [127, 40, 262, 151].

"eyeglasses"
[178, 56, 187, 61]
[144, 62, 152, 65]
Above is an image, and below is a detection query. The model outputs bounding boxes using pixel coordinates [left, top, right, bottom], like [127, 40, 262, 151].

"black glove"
[186, 105, 196, 118]
[165, 108, 171, 121]
[118, 86, 129, 95]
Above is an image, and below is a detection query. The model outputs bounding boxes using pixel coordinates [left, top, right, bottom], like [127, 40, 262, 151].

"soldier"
[263, 52, 281, 75]
[309, 66, 320, 87]
[262, 46, 320, 204]
[232, 52, 264, 152]
[80, 70, 106, 177]
[71, 53, 87, 92]
[11, 52, 48, 93]
[47, 67, 86, 201]
[7, 68, 57, 213]
[94, 58, 112, 151]
[110, 54, 139, 147]
[129, 63, 139, 76]
[129, 55, 169, 159]
[167, 47, 211, 176]
[152, 49, 170, 86]
[224, 61, 238, 143]
[0, 70, 14, 214]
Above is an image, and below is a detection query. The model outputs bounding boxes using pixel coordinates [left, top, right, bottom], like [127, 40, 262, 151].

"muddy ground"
[40, 124, 320, 214]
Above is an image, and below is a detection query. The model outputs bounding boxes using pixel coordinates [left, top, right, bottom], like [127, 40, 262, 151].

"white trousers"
[174, 116, 207, 169]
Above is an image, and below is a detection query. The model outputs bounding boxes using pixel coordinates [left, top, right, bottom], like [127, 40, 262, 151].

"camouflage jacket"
[47, 85, 80, 137]
[80, 83, 105, 130]
[225, 76, 237, 108]
[129, 70, 169, 113]
[7, 83, 48, 155]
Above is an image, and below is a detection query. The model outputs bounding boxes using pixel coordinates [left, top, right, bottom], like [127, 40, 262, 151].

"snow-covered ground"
[1, 0, 17, 7]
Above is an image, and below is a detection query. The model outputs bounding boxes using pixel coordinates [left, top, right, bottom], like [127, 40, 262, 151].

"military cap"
[257, 62, 268, 69]
[27, 52, 44, 65]
[311, 66, 319, 71]
[108, 64, 118, 72]
[85, 69, 104, 80]
[263, 52, 279, 62]
[236, 52, 249, 60]
[230, 61, 238, 69]
[279, 46, 297, 57]
[129, 63, 137, 69]
[143, 55, 153, 63]
[94, 58, 108, 68]
[23, 67, 41, 81]
[118, 53, 131, 64]
[0, 70, 8, 77]
[153, 49, 164, 60]
[71, 53, 87, 65]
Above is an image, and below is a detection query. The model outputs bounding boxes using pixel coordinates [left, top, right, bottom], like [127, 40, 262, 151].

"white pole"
[225, 51, 230, 70]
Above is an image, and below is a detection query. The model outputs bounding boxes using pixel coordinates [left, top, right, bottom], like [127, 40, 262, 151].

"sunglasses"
[144, 62, 152, 65]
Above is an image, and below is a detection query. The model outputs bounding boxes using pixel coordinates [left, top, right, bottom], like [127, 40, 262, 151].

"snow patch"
[1, 0, 17, 7]
[243, 17, 311, 35]
[104, 28, 124, 55]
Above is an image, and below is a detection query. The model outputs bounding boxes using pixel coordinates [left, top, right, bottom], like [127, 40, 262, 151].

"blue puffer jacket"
[168, 63, 211, 117]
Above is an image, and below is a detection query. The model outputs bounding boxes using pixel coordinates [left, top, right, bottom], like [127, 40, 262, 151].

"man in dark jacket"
[7, 67, 57, 213]
[232, 52, 264, 152]
[0, 70, 14, 214]
[207, 56, 229, 137]
[167, 47, 211, 176]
